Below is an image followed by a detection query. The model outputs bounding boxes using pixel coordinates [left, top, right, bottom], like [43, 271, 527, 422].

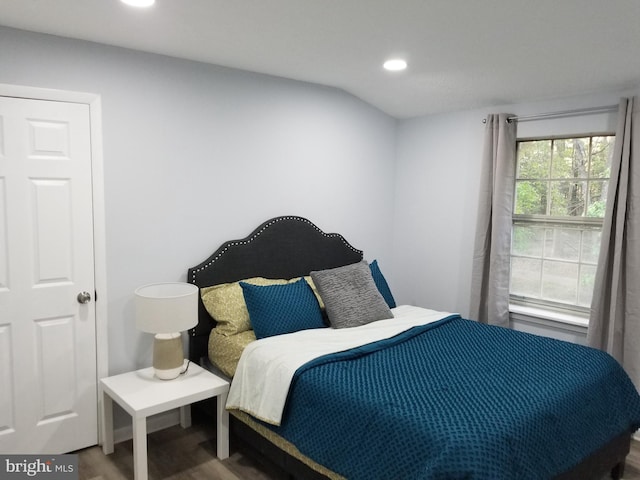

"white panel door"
[0, 96, 97, 453]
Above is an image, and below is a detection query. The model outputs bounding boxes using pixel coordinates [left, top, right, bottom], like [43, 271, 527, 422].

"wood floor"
[77, 418, 640, 480]
[78, 417, 284, 480]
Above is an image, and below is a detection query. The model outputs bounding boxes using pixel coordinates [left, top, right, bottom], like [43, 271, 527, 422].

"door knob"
[77, 291, 92, 304]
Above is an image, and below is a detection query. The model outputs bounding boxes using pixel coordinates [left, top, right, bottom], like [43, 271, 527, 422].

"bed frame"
[187, 215, 631, 480]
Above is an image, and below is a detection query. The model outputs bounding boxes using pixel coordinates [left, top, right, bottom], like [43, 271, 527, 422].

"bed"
[187, 215, 640, 480]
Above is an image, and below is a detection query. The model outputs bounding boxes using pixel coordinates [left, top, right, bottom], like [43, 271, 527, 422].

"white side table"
[100, 363, 230, 480]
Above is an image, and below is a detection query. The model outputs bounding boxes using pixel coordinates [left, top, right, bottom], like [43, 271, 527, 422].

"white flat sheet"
[226, 305, 454, 425]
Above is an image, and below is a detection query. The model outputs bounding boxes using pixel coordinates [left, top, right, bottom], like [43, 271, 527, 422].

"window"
[510, 135, 614, 314]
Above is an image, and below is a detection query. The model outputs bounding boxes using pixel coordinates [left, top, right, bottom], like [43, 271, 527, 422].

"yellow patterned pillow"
[208, 329, 257, 377]
[304, 276, 325, 309]
[201, 277, 290, 336]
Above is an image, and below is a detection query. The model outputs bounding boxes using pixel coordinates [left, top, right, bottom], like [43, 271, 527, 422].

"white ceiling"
[1, 0, 639, 119]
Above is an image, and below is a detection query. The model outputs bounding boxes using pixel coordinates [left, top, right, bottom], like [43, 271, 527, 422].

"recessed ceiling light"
[120, 0, 155, 7]
[383, 59, 407, 72]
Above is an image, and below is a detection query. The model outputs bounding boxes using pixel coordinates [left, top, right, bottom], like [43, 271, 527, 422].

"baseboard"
[113, 409, 180, 444]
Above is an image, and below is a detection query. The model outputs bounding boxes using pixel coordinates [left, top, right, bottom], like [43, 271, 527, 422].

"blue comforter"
[268, 315, 640, 480]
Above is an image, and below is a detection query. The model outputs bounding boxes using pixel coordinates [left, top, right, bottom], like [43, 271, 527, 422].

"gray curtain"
[469, 114, 517, 326]
[588, 97, 640, 390]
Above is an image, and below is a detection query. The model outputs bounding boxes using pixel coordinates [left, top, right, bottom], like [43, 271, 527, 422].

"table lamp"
[135, 282, 199, 380]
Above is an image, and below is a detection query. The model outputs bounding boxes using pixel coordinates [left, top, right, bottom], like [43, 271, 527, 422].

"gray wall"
[2, 25, 638, 377]
[0, 26, 397, 375]
[392, 90, 637, 322]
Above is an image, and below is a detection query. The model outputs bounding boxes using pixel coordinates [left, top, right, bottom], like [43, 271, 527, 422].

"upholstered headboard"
[187, 215, 363, 363]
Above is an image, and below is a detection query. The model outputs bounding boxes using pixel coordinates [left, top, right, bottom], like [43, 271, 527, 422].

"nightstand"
[100, 362, 229, 480]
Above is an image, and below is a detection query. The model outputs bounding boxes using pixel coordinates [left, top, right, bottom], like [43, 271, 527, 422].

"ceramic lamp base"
[153, 333, 184, 380]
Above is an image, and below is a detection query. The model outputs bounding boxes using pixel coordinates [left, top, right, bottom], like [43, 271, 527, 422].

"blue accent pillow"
[369, 260, 396, 308]
[240, 278, 326, 339]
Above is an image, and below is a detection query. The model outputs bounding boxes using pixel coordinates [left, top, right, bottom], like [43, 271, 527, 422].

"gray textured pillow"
[310, 260, 393, 329]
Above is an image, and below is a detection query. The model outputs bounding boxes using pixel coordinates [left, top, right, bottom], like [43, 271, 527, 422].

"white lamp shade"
[135, 282, 198, 334]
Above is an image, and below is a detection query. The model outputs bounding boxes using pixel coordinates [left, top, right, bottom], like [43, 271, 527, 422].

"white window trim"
[510, 134, 614, 314]
[509, 303, 589, 329]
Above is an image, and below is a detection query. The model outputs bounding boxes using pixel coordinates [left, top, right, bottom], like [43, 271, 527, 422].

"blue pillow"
[240, 278, 325, 339]
[369, 260, 396, 308]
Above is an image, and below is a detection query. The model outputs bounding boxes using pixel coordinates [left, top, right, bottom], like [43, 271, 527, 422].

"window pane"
[581, 229, 601, 264]
[551, 138, 589, 180]
[515, 180, 547, 214]
[550, 180, 586, 216]
[578, 264, 597, 307]
[511, 133, 611, 312]
[544, 228, 580, 261]
[590, 136, 614, 178]
[542, 260, 578, 304]
[511, 257, 541, 298]
[517, 140, 551, 178]
[587, 180, 607, 218]
[512, 224, 544, 256]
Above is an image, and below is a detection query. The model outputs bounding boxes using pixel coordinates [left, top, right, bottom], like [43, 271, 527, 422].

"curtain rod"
[482, 104, 618, 123]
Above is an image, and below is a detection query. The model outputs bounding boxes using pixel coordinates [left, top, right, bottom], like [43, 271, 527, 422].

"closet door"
[0, 96, 98, 453]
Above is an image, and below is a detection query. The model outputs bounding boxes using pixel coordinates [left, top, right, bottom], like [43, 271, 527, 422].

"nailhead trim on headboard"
[189, 216, 362, 283]
[187, 215, 364, 344]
